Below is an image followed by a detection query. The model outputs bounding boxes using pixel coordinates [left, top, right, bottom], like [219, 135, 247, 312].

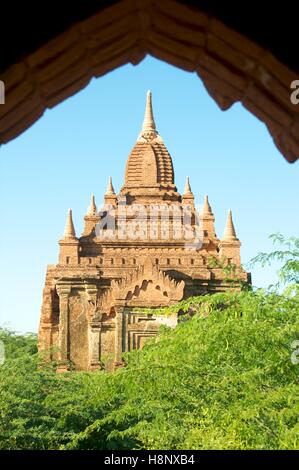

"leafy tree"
[250, 233, 299, 289]
[0, 236, 298, 450]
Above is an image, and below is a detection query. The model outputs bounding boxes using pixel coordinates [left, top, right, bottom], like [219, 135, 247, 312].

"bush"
[0, 235, 298, 449]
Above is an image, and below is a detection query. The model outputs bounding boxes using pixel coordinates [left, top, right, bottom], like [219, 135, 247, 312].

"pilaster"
[85, 284, 101, 369]
[56, 284, 71, 371]
[114, 303, 125, 368]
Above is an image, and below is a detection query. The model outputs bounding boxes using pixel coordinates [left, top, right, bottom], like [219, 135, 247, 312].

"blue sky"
[0, 56, 298, 333]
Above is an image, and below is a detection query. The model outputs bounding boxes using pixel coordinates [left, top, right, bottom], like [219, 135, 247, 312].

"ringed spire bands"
[122, 91, 177, 199]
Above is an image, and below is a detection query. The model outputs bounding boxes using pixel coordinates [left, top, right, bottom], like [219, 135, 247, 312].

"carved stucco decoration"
[100, 257, 184, 312]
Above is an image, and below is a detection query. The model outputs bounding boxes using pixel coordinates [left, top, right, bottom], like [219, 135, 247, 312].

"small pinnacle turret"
[184, 176, 193, 195]
[63, 209, 76, 239]
[87, 194, 97, 216]
[222, 209, 238, 241]
[182, 176, 194, 209]
[104, 176, 117, 206]
[105, 176, 115, 195]
[219, 209, 241, 266]
[83, 195, 99, 236]
[200, 195, 216, 239]
[202, 195, 213, 215]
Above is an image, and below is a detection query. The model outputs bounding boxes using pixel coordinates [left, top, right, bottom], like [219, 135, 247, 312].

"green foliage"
[207, 254, 244, 284]
[1, 288, 298, 450]
[250, 233, 299, 288]
[0, 234, 298, 450]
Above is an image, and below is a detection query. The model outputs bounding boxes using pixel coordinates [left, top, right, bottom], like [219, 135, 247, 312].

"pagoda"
[39, 91, 250, 370]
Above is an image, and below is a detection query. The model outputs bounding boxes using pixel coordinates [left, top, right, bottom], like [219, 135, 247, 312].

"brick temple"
[38, 91, 250, 371]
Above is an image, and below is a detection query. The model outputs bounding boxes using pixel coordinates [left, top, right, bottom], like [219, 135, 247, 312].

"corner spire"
[105, 176, 115, 195]
[202, 195, 213, 215]
[63, 209, 76, 239]
[222, 209, 238, 241]
[87, 194, 97, 216]
[184, 176, 193, 195]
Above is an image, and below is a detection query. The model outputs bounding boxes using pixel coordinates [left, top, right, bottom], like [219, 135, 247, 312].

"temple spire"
[87, 194, 97, 216]
[142, 90, 156, 132]
[202, 195, 213, 215]
[137, 90, 160, 142]
[105, 176, 115, 195]
[222, 209, 238, 241]
[63, 209, 76, 239]
[200, 195, 216, 239]
[184, 176, 192, 195]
